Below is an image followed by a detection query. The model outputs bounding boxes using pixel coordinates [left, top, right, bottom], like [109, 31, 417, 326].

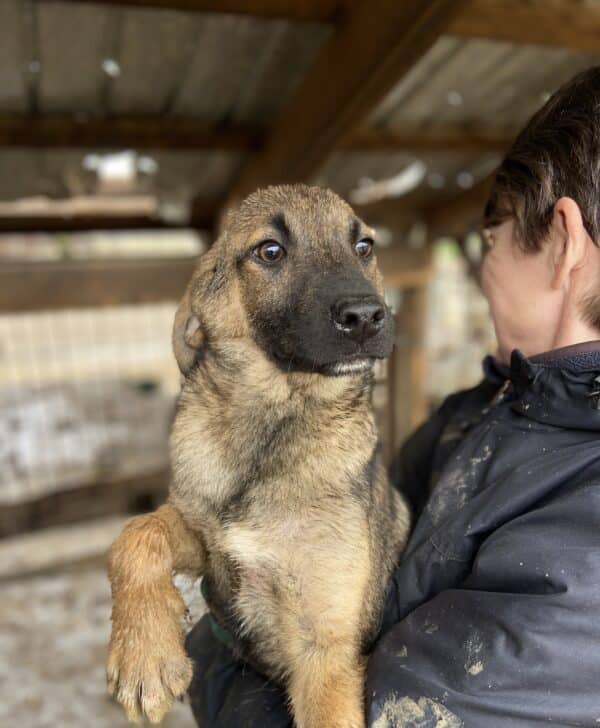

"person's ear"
[173, 285, 204, 375]
[550, 197, 591, 290]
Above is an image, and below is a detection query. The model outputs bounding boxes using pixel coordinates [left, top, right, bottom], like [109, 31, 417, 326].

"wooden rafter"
[0, 115, 515, 154]
[344, 127, 513, 155]
[224, 0, 470, 207]
[0, 116, 262, 150]
[450, 0, 600, 54]
[0, 214, 189, 232]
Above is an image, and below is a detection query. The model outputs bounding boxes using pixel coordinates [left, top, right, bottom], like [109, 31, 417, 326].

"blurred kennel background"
[0, 1, 598, 726]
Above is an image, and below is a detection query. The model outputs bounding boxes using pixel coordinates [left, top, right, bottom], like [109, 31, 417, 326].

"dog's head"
[174, 185, 394, 377]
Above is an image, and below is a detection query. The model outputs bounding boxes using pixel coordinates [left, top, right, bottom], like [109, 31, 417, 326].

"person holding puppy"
[186, 66, 600, 727]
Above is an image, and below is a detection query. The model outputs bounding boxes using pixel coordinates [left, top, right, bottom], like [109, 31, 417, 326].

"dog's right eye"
[253, 241, 286, 264]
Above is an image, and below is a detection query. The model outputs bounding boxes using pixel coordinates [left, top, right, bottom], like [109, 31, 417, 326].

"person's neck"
[550, 307, 600, 352]
[499, 320, 600, 365]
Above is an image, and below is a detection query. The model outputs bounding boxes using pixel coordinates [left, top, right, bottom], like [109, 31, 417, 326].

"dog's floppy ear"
[173, 285, 204, 375]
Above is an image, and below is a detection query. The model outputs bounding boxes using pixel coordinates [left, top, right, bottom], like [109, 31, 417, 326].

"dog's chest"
[216, 500, 373, 667]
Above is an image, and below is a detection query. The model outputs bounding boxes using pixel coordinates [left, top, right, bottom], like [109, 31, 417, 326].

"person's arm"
[366, 480, 600, 726]
[185, 617, 293, 726]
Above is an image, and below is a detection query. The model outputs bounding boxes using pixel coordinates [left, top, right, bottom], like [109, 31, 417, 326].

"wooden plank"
[0, 116, 263, 150]
[224, 0, 470, 207]
[0, 469, 168, 539]
[0, 257, 197, 311]
[450, 0, 600, 54]
[0, 196, 216, 231]
[0, 516, 128, 579]
[52, 0, 342, 23]
[0, 247, 427, 311]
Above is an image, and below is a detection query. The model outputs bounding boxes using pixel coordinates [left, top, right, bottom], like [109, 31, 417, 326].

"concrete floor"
[0, 564, 200, 728]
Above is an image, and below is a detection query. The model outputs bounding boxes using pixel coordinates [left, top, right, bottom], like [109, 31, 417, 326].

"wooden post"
[387, 284, 428, 460]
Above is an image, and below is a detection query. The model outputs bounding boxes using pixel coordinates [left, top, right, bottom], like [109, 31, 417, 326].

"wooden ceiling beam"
[344, 127, 514, 155]
[0, 116, 515, 154]
[0, 214, 185, 232]
[51, 0, 343, 23]
[223, 0, 470, 208]
[0, 116, 263, 151]
[450, 0, 600, 54]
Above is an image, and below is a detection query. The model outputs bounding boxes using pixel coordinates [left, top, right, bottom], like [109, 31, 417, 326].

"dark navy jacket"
[186, 343, 600, 727]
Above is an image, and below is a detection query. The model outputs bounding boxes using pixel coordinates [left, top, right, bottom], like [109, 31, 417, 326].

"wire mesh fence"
[0, 303, 180, 510]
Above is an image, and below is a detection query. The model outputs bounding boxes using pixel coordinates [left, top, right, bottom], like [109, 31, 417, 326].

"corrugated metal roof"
[7, 2, 329, 122]
[323, 36, 599, 212]
[0, 2, 598, 217]
[371, 36, 600, 130]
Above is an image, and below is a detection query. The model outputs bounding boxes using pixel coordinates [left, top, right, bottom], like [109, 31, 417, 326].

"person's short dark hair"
[485, 66, 600, 329]
[485, 65, 600, 252]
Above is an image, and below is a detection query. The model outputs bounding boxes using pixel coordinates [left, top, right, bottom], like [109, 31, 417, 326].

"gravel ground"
[0, 565, 202, 728]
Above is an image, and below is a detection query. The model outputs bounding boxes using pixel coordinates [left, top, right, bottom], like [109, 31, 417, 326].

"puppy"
[107, 185, 410, 728]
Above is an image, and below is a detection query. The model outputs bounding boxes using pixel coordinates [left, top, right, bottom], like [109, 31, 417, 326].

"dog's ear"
[173, 286, 204, 375]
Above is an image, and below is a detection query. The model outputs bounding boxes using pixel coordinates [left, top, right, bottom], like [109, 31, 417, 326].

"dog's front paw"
[107, 590, 193, 723]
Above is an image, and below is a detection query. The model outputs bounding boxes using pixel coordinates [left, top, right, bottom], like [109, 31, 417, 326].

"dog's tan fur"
[107, 185, 410, 728]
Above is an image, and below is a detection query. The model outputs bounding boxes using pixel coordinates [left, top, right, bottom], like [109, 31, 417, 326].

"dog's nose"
[332, 298, 385, 342]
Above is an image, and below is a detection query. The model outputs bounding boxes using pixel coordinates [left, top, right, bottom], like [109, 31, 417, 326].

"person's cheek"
[480, 253, 512, 360]
[480, 253, 499, 313]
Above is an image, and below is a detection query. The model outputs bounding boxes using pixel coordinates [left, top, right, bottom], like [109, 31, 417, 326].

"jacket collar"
[482, 354, 510, 386]
[507, 341, 600, 430]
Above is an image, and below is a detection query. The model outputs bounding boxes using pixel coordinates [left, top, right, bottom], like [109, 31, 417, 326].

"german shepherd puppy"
[107, 185, 410, 728]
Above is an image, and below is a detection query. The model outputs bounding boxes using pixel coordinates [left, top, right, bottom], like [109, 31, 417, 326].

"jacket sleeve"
[185, 616, 292, 727]
[366, 480, 600, 727]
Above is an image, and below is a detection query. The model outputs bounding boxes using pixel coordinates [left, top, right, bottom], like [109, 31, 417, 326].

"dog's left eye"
[354, 238, 374, 258]
[254, 240, 286, 264]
